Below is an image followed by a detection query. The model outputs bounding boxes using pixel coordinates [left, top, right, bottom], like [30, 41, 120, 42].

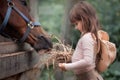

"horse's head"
[0, 0, 53, 51]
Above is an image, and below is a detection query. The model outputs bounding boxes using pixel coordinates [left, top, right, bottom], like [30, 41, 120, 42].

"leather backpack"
[95, 30, 117, 73]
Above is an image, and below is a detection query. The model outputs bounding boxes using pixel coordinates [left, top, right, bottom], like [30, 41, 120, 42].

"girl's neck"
[81, 31, 86, 37]
[81, 32, 91, 37]
[81, 32, 84, 37]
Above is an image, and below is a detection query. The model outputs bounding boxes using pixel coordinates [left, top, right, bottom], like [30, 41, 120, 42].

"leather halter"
[0, 0, 41, 42]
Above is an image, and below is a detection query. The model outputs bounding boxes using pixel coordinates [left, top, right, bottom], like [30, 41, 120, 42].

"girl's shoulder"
[80, 32, 96, 42]
[81, 33, 93, 40]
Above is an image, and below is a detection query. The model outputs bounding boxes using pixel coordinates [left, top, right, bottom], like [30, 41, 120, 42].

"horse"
[0, 0, 53, 52]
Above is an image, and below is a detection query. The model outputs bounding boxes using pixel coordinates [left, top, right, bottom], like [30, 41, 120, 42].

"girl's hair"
[69, 1, 100, 42]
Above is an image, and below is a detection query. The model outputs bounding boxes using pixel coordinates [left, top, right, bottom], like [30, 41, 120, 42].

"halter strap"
[0, 0, 41, 42]
[0, 5, 12, 31]
[20, 22, 41, 42]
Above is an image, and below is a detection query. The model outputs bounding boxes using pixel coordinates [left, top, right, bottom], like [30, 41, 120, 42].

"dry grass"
[41, 35, 74, 69]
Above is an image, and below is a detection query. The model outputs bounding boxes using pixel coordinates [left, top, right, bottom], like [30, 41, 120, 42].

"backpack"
[95, 30, 117, 73]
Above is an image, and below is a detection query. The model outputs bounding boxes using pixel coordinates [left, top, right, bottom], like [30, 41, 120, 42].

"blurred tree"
[54, 1, 80, 80]
[61, 0, 80, 45]
[29, 0, 39, 21]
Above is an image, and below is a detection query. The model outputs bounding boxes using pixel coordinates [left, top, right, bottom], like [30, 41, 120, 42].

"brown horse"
[0, 0, 53, 51]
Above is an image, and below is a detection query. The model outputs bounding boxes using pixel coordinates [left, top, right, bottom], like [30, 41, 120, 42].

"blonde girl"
[58, 1, 103, 80]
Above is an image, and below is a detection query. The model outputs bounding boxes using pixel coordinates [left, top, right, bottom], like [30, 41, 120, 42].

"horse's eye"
[20, 1, 28, 6]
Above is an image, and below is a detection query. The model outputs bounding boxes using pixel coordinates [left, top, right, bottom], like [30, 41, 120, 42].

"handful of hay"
[40, 35, 74, 69]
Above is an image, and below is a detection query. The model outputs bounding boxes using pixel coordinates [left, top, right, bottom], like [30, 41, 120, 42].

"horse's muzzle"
[33, 35, 53, 51]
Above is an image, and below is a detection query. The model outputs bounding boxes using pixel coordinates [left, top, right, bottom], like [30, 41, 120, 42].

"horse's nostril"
[35, 35, 53, 50]
[38, 35, 52, 46]
[45, 39, 53, 49]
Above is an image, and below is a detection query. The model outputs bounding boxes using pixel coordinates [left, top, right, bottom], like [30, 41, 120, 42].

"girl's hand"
[58, 63, 66, 71]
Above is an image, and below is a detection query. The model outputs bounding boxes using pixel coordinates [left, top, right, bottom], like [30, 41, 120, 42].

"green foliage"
[38, 0, 64, 37]
[40, 66, 55, 80]
[102, 61, 120, 80]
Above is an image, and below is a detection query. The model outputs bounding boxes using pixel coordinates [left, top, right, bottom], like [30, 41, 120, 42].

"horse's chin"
[33, 41, 52, 54]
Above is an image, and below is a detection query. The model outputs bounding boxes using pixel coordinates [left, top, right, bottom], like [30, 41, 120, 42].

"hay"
[42, 35, 74, 69]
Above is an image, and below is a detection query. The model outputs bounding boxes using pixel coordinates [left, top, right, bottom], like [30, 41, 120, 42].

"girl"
[58, 1, 104, 80]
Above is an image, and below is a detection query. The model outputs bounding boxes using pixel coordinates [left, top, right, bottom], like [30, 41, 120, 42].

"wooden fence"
[0, 35, 47, 80]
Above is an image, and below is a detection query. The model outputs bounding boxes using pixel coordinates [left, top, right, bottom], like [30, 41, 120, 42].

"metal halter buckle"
[8, 1, 15, 7]
[28, 21, 34, 29]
